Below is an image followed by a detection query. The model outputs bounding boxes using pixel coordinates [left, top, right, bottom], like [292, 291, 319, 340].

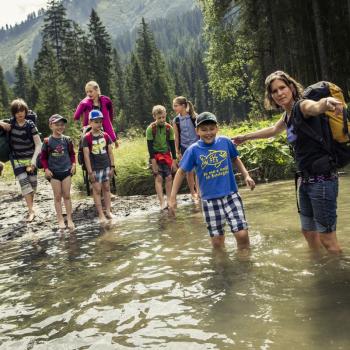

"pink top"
[74, 95, 117, 142]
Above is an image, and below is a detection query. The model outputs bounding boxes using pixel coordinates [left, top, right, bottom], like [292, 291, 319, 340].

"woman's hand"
[232, 135, 247, 146]
[325, 97, 343, 115]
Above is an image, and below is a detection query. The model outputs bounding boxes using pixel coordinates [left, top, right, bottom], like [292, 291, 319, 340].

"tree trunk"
[311, 0, 328, 80]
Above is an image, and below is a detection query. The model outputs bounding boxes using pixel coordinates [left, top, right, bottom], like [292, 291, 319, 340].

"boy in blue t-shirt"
[169, 112, 255, 250]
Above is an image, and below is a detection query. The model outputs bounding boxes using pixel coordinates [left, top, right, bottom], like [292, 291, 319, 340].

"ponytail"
[173, 96, 197, 119]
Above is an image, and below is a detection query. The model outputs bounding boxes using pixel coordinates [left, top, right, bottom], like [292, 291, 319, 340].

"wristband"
[111, 165, 115, 168]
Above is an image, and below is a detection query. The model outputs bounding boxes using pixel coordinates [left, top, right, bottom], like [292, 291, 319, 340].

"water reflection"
[0, 178, 350, 349]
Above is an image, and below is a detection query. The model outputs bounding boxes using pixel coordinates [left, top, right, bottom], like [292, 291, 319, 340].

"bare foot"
[191, 194, 199, 203]
[67, 221, 75, 230]
[105, 212, 114, 220]
[99, 216, 107, 225]
[26, 211, 36, 222]
[58, 220, 66, 229]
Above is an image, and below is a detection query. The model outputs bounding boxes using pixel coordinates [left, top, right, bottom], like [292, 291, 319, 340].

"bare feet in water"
[26, 211, 36, 222]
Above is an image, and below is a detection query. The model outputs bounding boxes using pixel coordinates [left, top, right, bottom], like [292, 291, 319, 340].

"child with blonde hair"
[146, 105, 177, 210]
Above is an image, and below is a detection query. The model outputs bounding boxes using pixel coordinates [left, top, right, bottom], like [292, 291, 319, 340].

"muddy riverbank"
[0, 177, 190, 241]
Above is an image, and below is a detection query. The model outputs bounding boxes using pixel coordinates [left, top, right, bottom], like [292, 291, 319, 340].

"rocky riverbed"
[0, 176, 188, 242]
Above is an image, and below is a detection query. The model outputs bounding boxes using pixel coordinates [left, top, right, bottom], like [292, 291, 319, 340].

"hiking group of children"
[0, 71, 347, 254]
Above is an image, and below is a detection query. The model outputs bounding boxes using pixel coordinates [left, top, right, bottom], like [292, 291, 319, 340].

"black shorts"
[154, 162, 172, 179]
[49, 170, 71, 182]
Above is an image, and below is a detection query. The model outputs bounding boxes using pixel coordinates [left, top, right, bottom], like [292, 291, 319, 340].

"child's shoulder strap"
[151, 122, 157, 138]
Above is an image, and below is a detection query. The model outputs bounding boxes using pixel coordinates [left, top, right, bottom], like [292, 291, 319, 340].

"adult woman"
[74, 81, 118, 146]
[233, 71, 343, 254]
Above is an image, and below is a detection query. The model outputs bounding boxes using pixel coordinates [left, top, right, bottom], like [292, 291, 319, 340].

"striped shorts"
[93, 167, 110, 183]
[201, 192, 248, 237]
[15, 166, 37, 196]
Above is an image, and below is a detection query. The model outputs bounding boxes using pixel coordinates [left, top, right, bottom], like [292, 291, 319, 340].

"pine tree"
[34, 43, 71, 135]
[42, 0, 71, 66]
[111, 48, 125, 111]
[62, 22, 91, 102]
[87, 9, 112, 96]
[0, 65, 9, 116]
[135, 18, 173, 111]
[124, 53, 150, 126]
[13, 56, 32, 103]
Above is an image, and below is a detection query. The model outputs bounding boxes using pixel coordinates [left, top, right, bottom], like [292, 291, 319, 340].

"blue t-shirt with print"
[180, 136, 239, 200]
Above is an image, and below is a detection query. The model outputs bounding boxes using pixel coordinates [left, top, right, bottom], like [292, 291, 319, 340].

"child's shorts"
[201, 192, 248, 237]
[93, 167, 110, 183]
[154, 162, 172, 179]
[14, 165, 37, 196]
[48, 170, 72, 182]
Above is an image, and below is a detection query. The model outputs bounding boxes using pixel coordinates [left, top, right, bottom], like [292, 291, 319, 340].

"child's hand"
[45, 169, 53, 179]
[176, 151, 182, 161]
[109, 167, 115, 177]
[71, 164, 76, 176]
[88, 172, 96, 183]
[245, 175, 255, 190]
[152, 163, 159, 175]
[0, 122, 11, 132]
[171, 160, 178, 173]
[232, 135, 247, 146]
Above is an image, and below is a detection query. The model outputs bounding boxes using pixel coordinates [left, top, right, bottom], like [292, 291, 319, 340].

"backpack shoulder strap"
[165, 122, 172, 141]
[291, 100, 332, 155]
[85, 131, 93, 152]
[151, 122, 157, 139]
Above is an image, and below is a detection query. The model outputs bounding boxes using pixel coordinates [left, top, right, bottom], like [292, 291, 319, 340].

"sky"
[0, 0, 47, 28]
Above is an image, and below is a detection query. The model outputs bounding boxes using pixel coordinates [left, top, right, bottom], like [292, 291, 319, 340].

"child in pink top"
[74, 81, 118, 145]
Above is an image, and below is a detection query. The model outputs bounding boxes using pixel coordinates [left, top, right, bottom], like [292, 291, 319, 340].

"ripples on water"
[1, 178, 350, 349]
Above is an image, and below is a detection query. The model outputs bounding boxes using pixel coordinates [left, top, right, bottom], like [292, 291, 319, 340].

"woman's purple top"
[74, 95, 117, 141]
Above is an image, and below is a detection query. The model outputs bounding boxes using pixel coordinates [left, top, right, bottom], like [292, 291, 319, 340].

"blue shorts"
[298, 177, 338, 233]
[201, 192, 248, 237]
[50, 170, 71, 182]
[93, 167, 110, 183]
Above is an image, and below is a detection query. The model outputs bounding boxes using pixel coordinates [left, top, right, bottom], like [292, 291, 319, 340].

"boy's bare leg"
[102, 181, 113, 219]
[211, 235, 225, 249]
[234, 229, 250, 250]
[92, 182, 106, 223]
[165, 175, 173, 208]
[50, 179, 65, 229]
[186, 171, 197, 200]
[62, 176, 74, 229]
[155, 174, 165, 209]
[24, 192, 35, 221]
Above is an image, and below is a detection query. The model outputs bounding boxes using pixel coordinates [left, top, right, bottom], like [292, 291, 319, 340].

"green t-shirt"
[146, 123, 175, 153]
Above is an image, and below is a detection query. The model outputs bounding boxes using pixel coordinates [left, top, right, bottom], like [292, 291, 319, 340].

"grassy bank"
[1, 117, 295, 195]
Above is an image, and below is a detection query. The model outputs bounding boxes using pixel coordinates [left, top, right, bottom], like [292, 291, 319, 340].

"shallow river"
[1, 177, 350, 349]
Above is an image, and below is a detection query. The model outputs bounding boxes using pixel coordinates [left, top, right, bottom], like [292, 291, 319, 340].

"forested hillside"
[0, 0, 196, 75]
[0, 0, 245, 136]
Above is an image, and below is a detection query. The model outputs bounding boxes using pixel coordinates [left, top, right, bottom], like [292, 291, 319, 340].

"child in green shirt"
[146, 105, 177, 210]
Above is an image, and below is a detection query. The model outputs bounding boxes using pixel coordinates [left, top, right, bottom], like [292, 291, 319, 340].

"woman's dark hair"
[10, 98, 29, 117]
[264, 71, 304, 110]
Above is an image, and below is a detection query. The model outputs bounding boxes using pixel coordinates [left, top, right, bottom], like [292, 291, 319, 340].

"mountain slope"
[0, 0, 196, 75]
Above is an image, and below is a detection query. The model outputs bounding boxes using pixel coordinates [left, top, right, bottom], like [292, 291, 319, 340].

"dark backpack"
[290, 81, 350, 169]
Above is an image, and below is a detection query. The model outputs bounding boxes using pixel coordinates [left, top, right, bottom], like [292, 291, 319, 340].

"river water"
[1, 177, 350, 349]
